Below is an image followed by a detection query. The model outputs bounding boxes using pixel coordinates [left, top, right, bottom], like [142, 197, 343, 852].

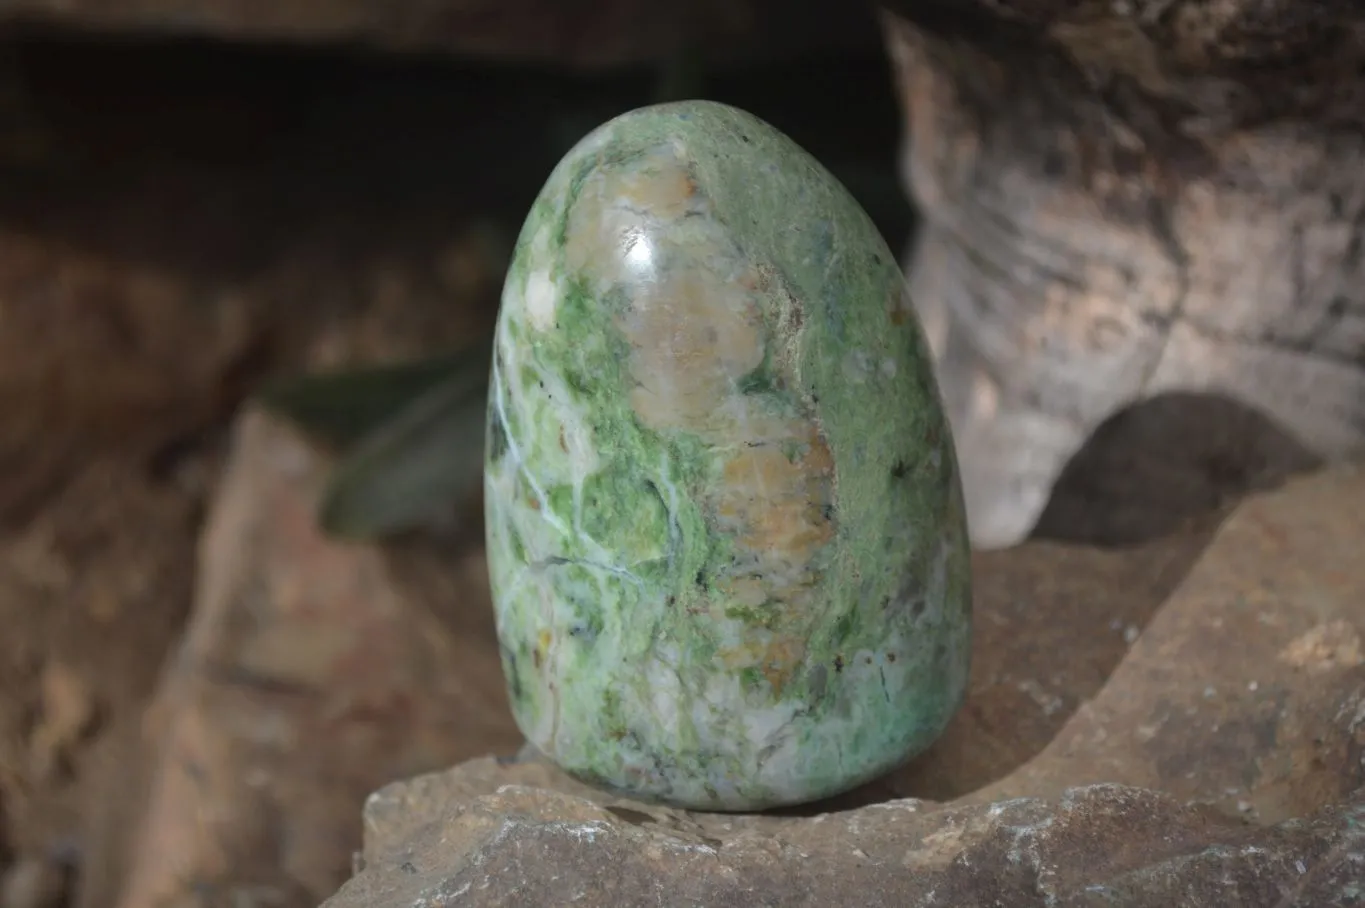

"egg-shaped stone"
[484, 100, 972, 811]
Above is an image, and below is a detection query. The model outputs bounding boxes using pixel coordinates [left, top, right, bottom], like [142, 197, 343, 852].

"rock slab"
[327, 463, 1365, 907]
[325, 758, 1365, 908]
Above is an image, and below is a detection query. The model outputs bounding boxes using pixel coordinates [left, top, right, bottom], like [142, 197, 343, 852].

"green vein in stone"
[540, 278, 716, 608]
[486, 399, 508, 464]
[735, 347, 777, 396]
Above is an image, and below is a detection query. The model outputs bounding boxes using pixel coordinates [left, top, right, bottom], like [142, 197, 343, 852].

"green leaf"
[317, 364, 491, 540]
[254, 346, 490, 451]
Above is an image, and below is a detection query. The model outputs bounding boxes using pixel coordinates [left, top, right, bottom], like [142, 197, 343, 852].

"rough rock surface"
[325, 463, 1365, 906]
[964, 461, 1365, 820]
[487, 100, 969, 811]
[0, 0, 875, 67]
[327, 766, 1365, 907]
[881, 2, 1365, 549]
[110, 409, 523, 908]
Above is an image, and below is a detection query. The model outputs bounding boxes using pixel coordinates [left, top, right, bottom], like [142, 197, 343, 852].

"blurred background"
[0, 5, 913, 906]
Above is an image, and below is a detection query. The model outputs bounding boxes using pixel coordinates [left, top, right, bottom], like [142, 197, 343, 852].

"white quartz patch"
[524, 269, 558, 332]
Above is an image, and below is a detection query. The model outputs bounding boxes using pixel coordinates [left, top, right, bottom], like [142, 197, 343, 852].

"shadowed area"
[1034, 392, 1322, 546]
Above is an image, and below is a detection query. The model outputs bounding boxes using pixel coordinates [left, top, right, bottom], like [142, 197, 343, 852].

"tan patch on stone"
[613, 163, 698, 220]
[623, 284, 764, 426]
[759, 636, 807, 696]
[1279, 621, 1364, 673]
[716, 445, 833, 560]
[716, 633, 806, 697]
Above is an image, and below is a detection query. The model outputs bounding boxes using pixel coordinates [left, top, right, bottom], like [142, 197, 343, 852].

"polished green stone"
[484, 100, 972, 811]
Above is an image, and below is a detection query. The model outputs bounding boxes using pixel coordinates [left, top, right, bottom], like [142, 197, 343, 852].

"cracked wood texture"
[880, 0, 1365, 548]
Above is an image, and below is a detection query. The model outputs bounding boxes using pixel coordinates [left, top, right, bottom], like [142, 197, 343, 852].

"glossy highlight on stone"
[484, 100, 972, 811]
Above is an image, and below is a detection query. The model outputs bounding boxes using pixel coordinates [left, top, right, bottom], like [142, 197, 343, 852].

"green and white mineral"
[484, 100, 972, 811]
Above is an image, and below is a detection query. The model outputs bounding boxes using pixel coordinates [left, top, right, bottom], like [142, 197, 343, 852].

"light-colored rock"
[111, 408, 522, 908]
[881, 3, 1365, 549]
